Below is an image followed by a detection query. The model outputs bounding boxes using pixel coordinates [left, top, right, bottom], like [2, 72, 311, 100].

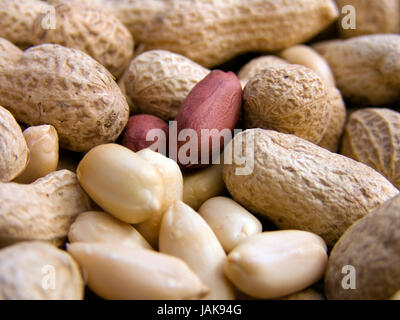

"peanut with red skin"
[122, 114, 169, 154]
[175, 70, 242, 168]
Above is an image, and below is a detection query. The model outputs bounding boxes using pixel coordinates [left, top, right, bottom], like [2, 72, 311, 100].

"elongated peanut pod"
[68, 211, 152, 250]
[159, 201, 235, 300]
[67, 242, 209, 300]
[0, 170, 93, 247]
[114, 0, 338, 68]
[77, 144, 165, 224]
[314, 35, 400, 106]
[0, 44, 129, 152]
[222, 129, 399, 245]
[15, 125, 59, 184]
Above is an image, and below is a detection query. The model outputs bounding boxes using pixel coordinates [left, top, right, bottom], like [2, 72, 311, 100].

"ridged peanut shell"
[130, 0, 339, 68]
[325, 193, 400, 300]
[0, 44, 129, 152]
[0, 106, 29, 182]
[86, 0, 166, 44]
[0, 241, 84, 300]
[0, 38, 23, 68]
[0, 0, 51, 47]
[243, 65, 330, 144]
[341, 108, 400, 189]
[222, 129, 399, 246]
[123, 50, 209, 120]
[32, 1, 134, 78]
[313, 35, 400, 106]
[279, 45, 336, 87]
[0, 170, 93, 247]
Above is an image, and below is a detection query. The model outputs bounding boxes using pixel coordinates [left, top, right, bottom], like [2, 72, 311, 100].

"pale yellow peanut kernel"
[15, 125, 59, 184]
[224, 230, 328, 299]
[135, 148, 183, 248]
[159, 200, 235, 300]
[68, 211, 152, 250]
[183, 164, 225, 211]
[77, 144, 165, 224]
[198, 196, 262, 252]
[67, 242, 209, 300]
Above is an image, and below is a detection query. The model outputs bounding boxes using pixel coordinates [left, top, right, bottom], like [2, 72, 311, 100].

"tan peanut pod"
[0, 0, 51, 48]
[237, 55, 289, 88]
[0, 170, 93, 247]
[222, 129, 399, 246]
[14, 125, 59, 184]
[77, 144, 165, 224]
[0, 241, 84, 300]
[335, 0, 400, 38]
[243, 64, 331, 144]
[84, 0, 167, 44]
[32, 1, 134, 78]
[122, 0, 338, 68]
[123, 50, 210, 120]
[317, 87, 346, 152]
[313, 35, 400, 106]
[183, 164, 226, 211]
[0, 38, 23, 68]
[341, 108, 400, 189]
[135, 149, 183, 248]
[198, 196, 262, 253]
[279, 45, 336, 87]
[0, 106, 29, 182]
[224, 231, 327, 299]
[159, 201, 235, 300]
[0, 44, 129, 152]
[325, 193, 400, 300]
[67, 242, 209, 300]
[68, 211, 152, 250]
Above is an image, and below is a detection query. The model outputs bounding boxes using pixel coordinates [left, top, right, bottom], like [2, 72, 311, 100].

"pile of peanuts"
[1, 0, 400, 301]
